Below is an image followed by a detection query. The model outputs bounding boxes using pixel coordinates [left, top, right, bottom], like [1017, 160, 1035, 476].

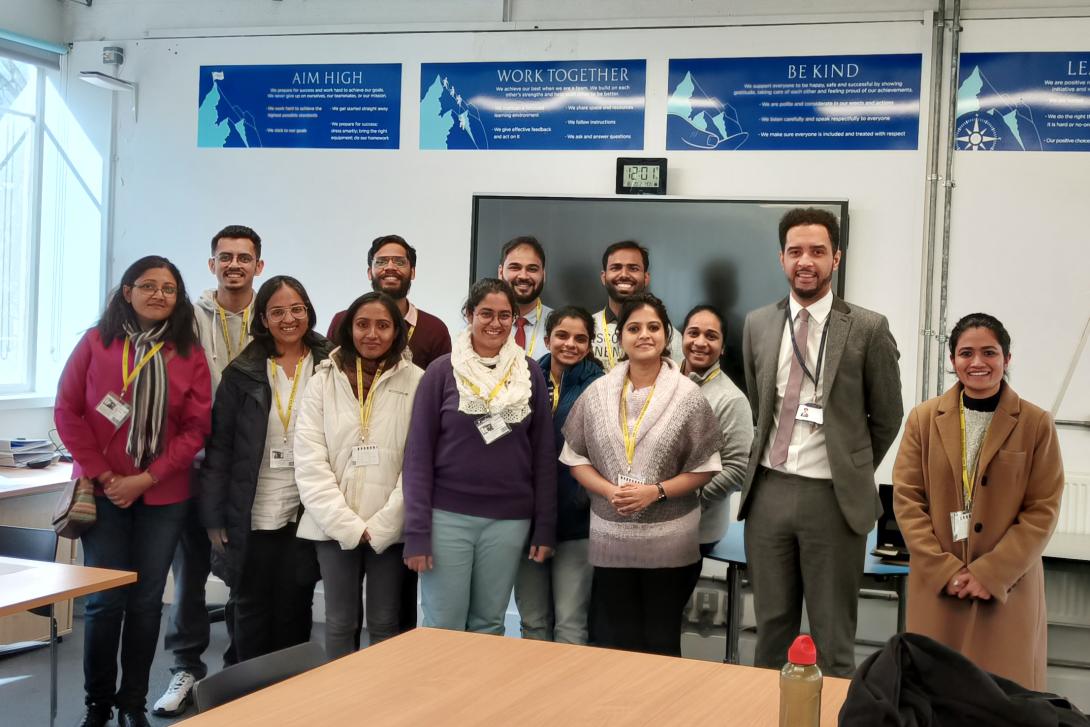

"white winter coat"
[294, 350, 423, 553]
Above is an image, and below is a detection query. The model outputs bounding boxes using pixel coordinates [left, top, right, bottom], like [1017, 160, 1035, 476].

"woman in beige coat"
[893, 313, 1064, 689]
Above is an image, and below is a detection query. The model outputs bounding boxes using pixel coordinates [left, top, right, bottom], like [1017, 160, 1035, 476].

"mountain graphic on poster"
[420, 73, 489, 150]
[955, 65, 1042, 151]
[198, 77, 263, 148]
[667, 71, 748, 150]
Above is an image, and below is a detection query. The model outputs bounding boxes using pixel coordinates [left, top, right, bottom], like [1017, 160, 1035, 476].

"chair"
[193, 640, 327, 713]
[0, 526, 61, 726]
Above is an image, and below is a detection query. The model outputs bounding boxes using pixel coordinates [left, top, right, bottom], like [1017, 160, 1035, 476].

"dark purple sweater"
[402, 354, 557, 558]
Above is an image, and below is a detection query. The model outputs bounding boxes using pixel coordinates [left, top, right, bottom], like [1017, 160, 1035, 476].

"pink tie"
[769, 309, 810, 468]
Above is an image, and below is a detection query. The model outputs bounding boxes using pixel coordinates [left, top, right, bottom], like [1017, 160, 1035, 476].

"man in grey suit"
[740, 207, 903, 677]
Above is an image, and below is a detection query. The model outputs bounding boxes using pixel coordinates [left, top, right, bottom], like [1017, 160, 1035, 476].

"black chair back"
[0, 525, 59, 618]
[193, 640, 327, 713]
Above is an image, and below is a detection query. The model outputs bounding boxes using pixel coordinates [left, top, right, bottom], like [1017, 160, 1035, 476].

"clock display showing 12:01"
[624, 164, 660, 188]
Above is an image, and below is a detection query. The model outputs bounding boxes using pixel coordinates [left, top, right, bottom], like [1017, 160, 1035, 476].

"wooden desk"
[0, 555, 136, 726]
[0, 462, 73, 500]
[182, 628, 851, 726]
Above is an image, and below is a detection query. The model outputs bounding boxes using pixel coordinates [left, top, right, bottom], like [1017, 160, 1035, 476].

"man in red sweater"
[326, 234, 452, 371]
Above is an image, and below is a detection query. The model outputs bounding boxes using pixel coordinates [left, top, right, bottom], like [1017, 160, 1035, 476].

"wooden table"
[0, 462, 73, 501]
[0, 555, 136, 726]
[182, 628, 851, 726]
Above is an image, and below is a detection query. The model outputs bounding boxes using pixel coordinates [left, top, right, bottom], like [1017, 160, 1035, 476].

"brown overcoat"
[892, 382, 1064, 689]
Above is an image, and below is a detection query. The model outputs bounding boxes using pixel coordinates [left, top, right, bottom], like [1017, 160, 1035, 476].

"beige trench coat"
[893, 383, 1064, 689]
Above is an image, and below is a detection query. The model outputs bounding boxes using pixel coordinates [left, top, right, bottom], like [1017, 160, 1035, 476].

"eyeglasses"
[215, 252, 256, 265]
[372, 256, 410, 269]
[131, 282, 178, 297]
[267, 305, 308, 322]
[475, 310, 514, 324]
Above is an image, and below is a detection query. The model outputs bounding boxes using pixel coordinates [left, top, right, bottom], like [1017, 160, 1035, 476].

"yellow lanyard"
[524, 300, 543, 357]
[460, 359, 517, 408]
[269, 356, 304, 444]
[121, 337, 164, 395]
[407, 325, 416, 342]
[600, 310, 616, 369]
[958, 393, 988, 511]
[549, 371, 561, 413]
[356, 359, 386, 442]
[217, 305, 249, 361]
[620, 377, 656, 468]
[700, 369, 722, 386]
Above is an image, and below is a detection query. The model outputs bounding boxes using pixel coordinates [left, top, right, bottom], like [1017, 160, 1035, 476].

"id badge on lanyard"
[476, 414, 511, 445]
[270, 447, 294, 469]
[96, 392, 131, 427]
[352, 443, 380, 467]
[950, 510, 971, 542]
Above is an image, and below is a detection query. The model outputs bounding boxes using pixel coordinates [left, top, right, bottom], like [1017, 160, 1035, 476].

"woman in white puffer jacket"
[294, 291, 423, 658]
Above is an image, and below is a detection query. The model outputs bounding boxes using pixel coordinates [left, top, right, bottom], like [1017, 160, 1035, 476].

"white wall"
[0, 0, 63, 45]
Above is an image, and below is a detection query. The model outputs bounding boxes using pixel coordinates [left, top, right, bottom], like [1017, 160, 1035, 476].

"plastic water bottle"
[779, 634, 822, 727]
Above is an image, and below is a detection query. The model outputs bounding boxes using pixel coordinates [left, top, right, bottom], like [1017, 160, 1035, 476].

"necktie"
[515, 317, 529, 349]
[769, 308, 810, 468]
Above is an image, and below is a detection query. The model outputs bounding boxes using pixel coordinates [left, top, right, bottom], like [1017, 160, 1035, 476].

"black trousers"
[233, 523, 318, 662]
[590, 562, 702, 657]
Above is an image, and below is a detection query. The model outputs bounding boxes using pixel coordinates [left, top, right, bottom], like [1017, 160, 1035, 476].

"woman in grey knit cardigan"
[560, 293, 722, 656]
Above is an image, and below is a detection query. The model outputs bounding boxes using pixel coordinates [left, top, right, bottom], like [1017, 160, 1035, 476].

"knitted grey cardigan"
[561, 359, 722, 568]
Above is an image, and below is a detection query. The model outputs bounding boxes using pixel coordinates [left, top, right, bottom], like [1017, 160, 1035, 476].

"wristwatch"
[655, 482, 667, 501]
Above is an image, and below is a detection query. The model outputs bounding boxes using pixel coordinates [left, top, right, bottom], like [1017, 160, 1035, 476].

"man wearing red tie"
[498, 235, 551, 361]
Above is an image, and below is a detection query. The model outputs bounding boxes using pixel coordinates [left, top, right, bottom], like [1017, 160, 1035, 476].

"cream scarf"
[451, 328, 532, 423]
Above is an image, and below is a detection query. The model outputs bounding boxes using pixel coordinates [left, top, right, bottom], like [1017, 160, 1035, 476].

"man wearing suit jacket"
[740, 208, 903, 676]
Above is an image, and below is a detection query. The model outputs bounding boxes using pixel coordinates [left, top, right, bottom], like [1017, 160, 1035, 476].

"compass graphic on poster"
[955, 115, 999, 151]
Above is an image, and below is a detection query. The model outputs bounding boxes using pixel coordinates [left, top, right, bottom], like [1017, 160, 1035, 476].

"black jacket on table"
[198, 336, 334, 586]
[838, 632, 1088, 727]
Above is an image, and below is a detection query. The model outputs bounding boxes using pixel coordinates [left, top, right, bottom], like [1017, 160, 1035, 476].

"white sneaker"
[152, 670, 195, 716]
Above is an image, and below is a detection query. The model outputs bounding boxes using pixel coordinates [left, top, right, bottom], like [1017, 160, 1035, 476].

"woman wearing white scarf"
[402, 278, 557, 635]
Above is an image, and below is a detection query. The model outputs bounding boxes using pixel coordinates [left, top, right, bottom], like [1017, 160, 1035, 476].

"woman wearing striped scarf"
[56, 255, 212, 727]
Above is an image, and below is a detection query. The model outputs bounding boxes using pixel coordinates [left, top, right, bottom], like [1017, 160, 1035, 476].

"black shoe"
[76, 703, 112, 727]
[117, 710, 152, 727]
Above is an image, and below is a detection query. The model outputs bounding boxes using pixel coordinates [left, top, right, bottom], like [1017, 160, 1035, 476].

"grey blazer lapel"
[758, 299, 789, 424]
[819, 297, 852, 399]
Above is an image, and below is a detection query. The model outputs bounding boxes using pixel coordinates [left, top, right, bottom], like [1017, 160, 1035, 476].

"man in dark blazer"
[740, 207, 903, 677]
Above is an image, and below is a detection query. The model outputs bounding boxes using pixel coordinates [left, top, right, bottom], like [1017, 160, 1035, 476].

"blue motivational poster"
[197, 64, 401, 149]
[419, 60, 645, 150]
[666, 54, 922, 151]
[957, 52, 1090, 152]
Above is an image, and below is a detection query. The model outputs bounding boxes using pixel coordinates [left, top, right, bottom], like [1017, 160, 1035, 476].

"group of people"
[55, 209, 1066, 727]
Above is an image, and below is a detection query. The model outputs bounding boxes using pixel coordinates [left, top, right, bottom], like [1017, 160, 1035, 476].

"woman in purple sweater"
[402, 278, 557, 634]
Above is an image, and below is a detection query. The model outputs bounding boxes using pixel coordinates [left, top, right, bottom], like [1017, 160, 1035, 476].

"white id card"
[795, 402, 824, 425]
[617, 474, 644, 488]
[352, 444, 380, 467]
[270, 448, 294, 469]
[475, 414, 511, 445]
[96, 392, 131, 427]
[950, 510, 971, 542]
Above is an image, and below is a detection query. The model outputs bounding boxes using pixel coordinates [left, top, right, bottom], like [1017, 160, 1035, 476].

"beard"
[788, 269, 833, 301]
[371, 273, 411, 300]
[605, 278, 645, 304]
[511, 278, 544, 306]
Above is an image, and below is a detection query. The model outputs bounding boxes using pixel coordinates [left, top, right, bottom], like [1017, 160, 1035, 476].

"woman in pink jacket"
[55, 255, 211, 727]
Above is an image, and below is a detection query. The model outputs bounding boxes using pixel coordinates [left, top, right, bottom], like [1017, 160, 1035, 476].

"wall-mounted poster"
[419, 60, 645, 150]
[666, 54, 922, 151]
[198, 64, 401, 149]
[957, 52, 1090, 152]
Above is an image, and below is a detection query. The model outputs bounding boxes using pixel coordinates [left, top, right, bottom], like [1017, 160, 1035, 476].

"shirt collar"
[600, 305, 618, 324]
[404, 300, 419, 328]
[520, 299, 542, 324]
[686, 362, 722, 385]
[788, 289, 833, 325]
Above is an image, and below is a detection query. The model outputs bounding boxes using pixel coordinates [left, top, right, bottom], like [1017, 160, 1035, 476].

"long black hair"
[616, 293, 673, 360]
[544, 305, 602, 369]
[250, 275, 324, 358]
[949, 312, 1011, 358]
[334, 291, 408, 371]
[98, 255, 198, 356]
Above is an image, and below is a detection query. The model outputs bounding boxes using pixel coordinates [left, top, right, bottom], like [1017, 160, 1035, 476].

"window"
[0, 52, 105, 396]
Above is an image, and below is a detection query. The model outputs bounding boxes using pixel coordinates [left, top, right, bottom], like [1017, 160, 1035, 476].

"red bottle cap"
[788, 634, 817, 665]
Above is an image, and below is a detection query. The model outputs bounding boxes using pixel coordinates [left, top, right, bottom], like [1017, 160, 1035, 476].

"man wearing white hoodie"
[153, 225, 264, 717]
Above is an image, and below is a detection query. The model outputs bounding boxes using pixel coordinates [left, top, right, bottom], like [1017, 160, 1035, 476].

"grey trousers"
[315, 540, 404, 660]
[513, 538, 593, 645]
[744, 467, 866, 677]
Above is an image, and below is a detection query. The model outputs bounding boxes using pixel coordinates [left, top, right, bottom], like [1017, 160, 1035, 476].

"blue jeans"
[420, 509, 530, 634]
[80, 496, 188, 710]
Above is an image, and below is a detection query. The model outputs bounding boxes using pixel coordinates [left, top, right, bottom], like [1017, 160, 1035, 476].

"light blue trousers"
[420, 509, 531, 634]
